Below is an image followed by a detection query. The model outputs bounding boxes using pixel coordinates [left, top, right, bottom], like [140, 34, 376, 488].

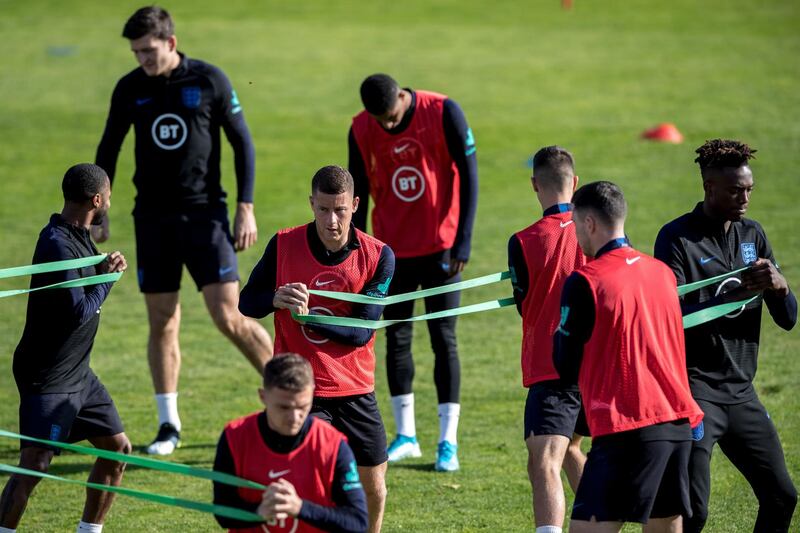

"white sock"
[438, 402, 460, 444]
[535, 526, 562, 533]
[155, 392, 181, 431]
[0, 527, 17, 532]
[76, 521, 103, 533]
[390, 393, 416, 438]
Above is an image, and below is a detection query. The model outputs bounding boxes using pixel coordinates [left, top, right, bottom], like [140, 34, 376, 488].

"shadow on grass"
[0, 449, 20, 462]
[759, 384, 783, 395]
[47, 459, 215, 476]
[388, 463, 436, 472]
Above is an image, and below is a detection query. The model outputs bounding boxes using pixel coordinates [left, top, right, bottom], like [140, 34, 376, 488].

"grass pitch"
[0, 1, 798, 531]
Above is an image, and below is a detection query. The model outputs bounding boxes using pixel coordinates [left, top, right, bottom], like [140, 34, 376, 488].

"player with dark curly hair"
[655, 139, 797, 532]
[693, 138, 756, 169]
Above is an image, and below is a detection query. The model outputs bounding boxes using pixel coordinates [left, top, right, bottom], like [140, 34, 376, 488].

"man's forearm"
[225, 115, 256, 203]
[239, 236, 278, 318]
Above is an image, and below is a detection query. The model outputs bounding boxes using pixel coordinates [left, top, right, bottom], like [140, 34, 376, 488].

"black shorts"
[572, 428, 691, 523]
[134, 206, 238, 293]
[19, 372, 125, 454]
[524, 380, 589, 439]
[311, 393, 388, 467]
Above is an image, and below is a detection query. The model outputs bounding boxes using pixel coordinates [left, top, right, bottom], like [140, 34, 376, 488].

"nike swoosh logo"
[699, 257, 714, 265]
[315, 279, 335, 287]
[268, 469, 290, 479]
[559, 220, 573, 228]
[135, 97, 152, 106]
[219, 266, 234, 276]
[626, 256, 641, 265]
[393, 143, 410, 154]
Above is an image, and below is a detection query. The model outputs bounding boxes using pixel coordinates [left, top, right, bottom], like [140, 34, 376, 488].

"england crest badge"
[741, 242, 757, 264]
[181, 86, 202, 109]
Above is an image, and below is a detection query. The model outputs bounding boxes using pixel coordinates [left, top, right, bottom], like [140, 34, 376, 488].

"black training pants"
[686, 396, 797, 532]
[383, 249, 460, 404]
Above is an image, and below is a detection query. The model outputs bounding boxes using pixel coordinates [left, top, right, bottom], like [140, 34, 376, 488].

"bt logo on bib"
[151, 113, 187, 150]
[391, 166, 426, 202]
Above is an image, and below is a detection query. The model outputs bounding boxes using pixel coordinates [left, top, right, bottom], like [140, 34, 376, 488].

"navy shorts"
[524, 380, 589, 440]
[572, 428, 691, 523]
[19, 372, 125, 454]
[134, 206, 239, 293]
[311, 393, 388, 467]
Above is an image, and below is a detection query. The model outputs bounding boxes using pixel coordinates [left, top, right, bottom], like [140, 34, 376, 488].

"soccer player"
[654, 140, 797, 532]
[213, 353, 368, 533]
[0, 164, 130, 533]
[349, 73, 478, 471]
[553, 181, 704, 532]
[95, 6, 273, 455]
[239, 165, 394, 533]
[507, 147, 587, 533]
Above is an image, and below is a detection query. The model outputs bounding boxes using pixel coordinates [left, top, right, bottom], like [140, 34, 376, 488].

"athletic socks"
[76, 521, 103, 532]
[155, 392, 181, 431]
[0, 527, 17, 532]
[391, 397, 459, 445]
[438, 402, 460, 444]
[390, 393, 416, 437]
[535, 527, 562, 533]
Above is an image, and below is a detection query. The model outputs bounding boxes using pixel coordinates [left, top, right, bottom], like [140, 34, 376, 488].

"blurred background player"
[0, 164, 130, 533]
[239, 166, 394, 533]
[654, 139, 797, 532]
[213, 354, 368, 533]
[349, 73, 478, 471]
[507, 146, 586, 533]
[554, 181, 703, 532]
[95, 6, 273, 455]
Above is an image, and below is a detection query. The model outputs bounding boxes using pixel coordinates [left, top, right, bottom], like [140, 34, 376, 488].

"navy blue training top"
[96, 53, 255, 214]
[13, 215, 113, 393]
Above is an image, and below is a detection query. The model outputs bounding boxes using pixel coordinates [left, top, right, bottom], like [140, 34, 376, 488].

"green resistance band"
[676, 266, 750, 296]
[299, 264, 758, 330]
[0, 273, 123, 299]
[309, 271, 511, 305]
[0, 429, 265, 490]
[295, 297, 515, 329]
[0, 254, 107, 279]
[0, 255, 123, 299]
[682, 296, 758, 329]
[0, 463, 263, 523]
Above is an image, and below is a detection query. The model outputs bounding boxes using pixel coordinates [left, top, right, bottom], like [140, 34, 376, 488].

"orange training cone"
[641, 123, 684, 143]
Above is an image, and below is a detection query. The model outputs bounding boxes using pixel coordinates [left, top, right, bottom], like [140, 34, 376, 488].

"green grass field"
[1, 0, 798, 530]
